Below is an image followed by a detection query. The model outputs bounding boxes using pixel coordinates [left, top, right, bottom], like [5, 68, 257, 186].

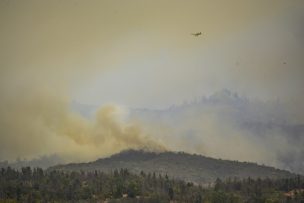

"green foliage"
[0, 167, 303, 202]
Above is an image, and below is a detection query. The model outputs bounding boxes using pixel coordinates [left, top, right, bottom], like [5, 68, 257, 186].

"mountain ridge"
[50, 149, 296, 184]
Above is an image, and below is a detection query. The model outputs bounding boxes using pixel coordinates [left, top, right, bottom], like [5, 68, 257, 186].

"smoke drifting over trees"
[0, 0, 303, 176]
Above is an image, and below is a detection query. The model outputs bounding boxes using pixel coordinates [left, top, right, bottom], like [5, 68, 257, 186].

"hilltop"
[51, 149, 295, 183]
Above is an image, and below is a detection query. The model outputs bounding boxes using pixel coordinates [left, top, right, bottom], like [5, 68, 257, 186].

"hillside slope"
[50, 150, 295, 183]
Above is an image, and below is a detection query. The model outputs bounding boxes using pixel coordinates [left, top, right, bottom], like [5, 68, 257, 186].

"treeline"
[213, 176, 304, 202]
[0, 167, 303, 203]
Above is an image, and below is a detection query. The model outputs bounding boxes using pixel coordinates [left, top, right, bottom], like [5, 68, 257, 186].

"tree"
[168, 187, 174, 200]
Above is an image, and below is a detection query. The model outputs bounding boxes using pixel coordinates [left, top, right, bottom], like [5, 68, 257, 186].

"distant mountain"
[71, 90, 304, 174]
[50, 150, 295, 184]
[129, 90, 304, 174]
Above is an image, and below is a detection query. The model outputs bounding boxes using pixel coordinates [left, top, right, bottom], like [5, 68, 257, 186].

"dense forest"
[0, 167, 303, 203]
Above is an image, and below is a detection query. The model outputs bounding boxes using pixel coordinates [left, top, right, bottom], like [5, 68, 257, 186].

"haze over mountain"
[71, 90, 304, 175]
[51, 149, 296, 184]
[1, 89, 303, 176]
[1, 1, 303, 182]
[0, 154, 64, 170]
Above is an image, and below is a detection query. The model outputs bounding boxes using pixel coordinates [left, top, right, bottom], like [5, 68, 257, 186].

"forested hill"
[50, 150, 295, 183]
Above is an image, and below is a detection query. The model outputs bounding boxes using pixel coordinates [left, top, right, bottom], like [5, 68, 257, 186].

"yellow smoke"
[0, 0, 174, 162]
[0, 83, 165, 162]
[0, 0, 303, 163]
[60, 105, 166, 160]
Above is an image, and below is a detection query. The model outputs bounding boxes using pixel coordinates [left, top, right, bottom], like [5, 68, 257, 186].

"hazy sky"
[67, 0, 303, 108]
[0, 0, 303, 162]
[1, 0, 303, 108]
